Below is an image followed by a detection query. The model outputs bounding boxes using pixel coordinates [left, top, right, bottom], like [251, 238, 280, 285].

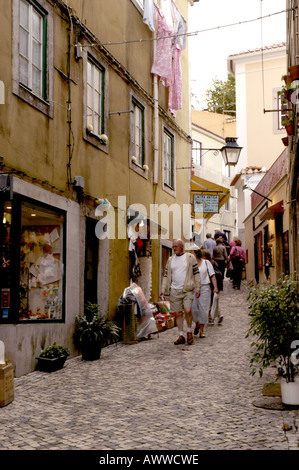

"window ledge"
[130, 160, 149, 179]
[86, 129, 108, 145]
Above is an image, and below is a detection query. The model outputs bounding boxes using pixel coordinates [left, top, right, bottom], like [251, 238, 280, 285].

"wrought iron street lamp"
[185, 137, 243, 170]
[220, 137, 243, 166]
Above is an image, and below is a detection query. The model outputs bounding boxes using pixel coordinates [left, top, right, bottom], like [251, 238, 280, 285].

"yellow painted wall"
[0, 0, 191, 318]
[245, 57, 286, 169]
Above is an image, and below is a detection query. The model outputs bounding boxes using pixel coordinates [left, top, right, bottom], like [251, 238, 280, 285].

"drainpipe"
[153, 32, 159, 185]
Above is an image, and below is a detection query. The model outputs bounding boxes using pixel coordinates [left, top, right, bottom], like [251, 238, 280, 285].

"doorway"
[84, 218, 99, 305]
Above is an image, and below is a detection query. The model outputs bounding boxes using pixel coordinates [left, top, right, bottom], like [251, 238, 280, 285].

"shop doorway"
[254, 235, 259, 283]
[84, 218, 99, 305]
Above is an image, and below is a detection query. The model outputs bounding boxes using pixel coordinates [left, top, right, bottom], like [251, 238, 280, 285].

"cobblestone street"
[0, 279, 298, 455]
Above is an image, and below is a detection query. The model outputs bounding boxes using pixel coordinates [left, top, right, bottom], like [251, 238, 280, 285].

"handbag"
[205, 260, 216, 291]
[226, 259, 234, 278]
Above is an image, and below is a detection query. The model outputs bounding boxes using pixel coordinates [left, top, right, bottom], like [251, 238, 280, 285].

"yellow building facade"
[0, 0, 193, 376]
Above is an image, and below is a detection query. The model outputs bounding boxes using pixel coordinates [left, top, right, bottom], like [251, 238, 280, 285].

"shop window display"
[19, 201, 65, 321]
[1, 201, 12, 320]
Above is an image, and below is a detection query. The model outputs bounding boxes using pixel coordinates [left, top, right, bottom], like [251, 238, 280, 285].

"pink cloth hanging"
[151, 2, 183, 117]
[151, 4, 173, 83]
[168, 44, 182, 117]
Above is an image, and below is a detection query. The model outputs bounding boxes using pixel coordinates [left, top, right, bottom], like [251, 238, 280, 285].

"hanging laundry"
[150, 0, 187, 117]
[168, 44, 182, 117]
[167, 3, 186, 116]
[160, 0, 175, 30]
[151, 2, 173, 83]
[172, 4, 187, 51]
[143, 0, 155, 32]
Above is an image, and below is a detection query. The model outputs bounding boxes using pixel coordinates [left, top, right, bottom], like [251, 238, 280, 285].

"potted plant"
[281, 116, 294, 135]
[74, 302, 120, 361]
[278, 82, 296, 102]
[36, 342, 70, 372]
[281, 136, 289, 146]
[246, 275, 299, 406]
[282, 74, 292, 86]
[288, 64, 299, 82]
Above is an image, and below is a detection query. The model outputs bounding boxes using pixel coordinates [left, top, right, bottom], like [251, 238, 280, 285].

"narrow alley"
[0, 279, 298, 454]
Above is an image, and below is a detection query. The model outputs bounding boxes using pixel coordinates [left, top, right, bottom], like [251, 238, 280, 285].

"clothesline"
[97, 8, 290, 47]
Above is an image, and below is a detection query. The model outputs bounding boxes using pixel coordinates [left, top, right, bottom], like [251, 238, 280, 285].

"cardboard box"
[0, 362, 14, 407]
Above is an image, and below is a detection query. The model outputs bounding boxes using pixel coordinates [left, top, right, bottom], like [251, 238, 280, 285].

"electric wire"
[91, 8, 292, 47]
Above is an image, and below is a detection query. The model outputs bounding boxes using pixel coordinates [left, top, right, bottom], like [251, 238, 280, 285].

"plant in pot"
[278, 82, 296, 102]
[73, 302, 121, 361]
[288, 64, 299, 82]
[36, 342, 70, 372]
[246, 275, 299, 406]
[281, 116, 294, 135]
[282, 74, 293, 86]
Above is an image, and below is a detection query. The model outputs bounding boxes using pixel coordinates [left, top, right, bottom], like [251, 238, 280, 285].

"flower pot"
[36, 355, 67, 372]
[283, 74, 292, 85]
[81, 343, 102, 361]
[289, 64, 299, 82]
[282, 136, 289, 146]
[285, 123, 293, 135]
[281, 379, 299, 406]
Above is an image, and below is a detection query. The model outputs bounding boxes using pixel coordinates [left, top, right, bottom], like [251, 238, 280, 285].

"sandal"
[199, 334, 206, 338]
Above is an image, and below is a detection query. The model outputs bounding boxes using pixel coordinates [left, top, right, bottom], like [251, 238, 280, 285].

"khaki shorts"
[168, 289, 194, 313]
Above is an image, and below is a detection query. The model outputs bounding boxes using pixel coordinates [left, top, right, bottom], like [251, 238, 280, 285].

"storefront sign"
[193, 194, 219, 213]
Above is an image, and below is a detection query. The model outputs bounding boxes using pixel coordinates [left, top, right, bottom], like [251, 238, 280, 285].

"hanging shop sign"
[193, 194, 219, 214]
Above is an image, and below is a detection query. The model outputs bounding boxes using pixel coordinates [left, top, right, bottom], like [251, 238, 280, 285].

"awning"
[191, 175, 230, 219]
[259, 200, 284, 221]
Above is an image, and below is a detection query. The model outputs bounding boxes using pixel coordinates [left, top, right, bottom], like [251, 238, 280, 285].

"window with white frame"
[129, 91, 148, 178]
[277, 92, 289, 130]
[192, 140, 202, 166]
[87, 58, 105, 137]
[133, 99, 145, 167]
[273, 87, 289, 133]
[13, 0, 53, 116]
[83, 48, 109, 152]
[19, 0, 46, 99]
[163, 129, 174, 189]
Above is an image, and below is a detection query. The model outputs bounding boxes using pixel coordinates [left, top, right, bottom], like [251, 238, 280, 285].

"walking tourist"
[202, 249, 223, 325]
[229, 239, 246, 289]
[160, 239, 201, 345]
[203, 233, 216, 256]
[212, 236, 228, 291]
[191, 248, 218, 338]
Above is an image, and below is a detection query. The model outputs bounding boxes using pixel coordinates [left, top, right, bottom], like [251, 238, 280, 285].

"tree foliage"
[203, 73, 236, 116]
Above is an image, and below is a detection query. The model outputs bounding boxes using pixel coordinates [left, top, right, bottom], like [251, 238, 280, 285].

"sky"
[188, 0, 287, 109]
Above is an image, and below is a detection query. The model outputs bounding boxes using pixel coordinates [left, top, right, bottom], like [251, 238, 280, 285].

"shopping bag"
[210, 293, 219, 320]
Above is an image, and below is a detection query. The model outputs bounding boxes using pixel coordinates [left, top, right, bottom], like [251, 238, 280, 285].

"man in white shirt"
[160, 239, 201, 345]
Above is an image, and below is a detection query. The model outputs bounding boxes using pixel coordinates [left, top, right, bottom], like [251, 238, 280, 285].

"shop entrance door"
[84, 218, 99, 305]
[254, 235, 259, 283]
